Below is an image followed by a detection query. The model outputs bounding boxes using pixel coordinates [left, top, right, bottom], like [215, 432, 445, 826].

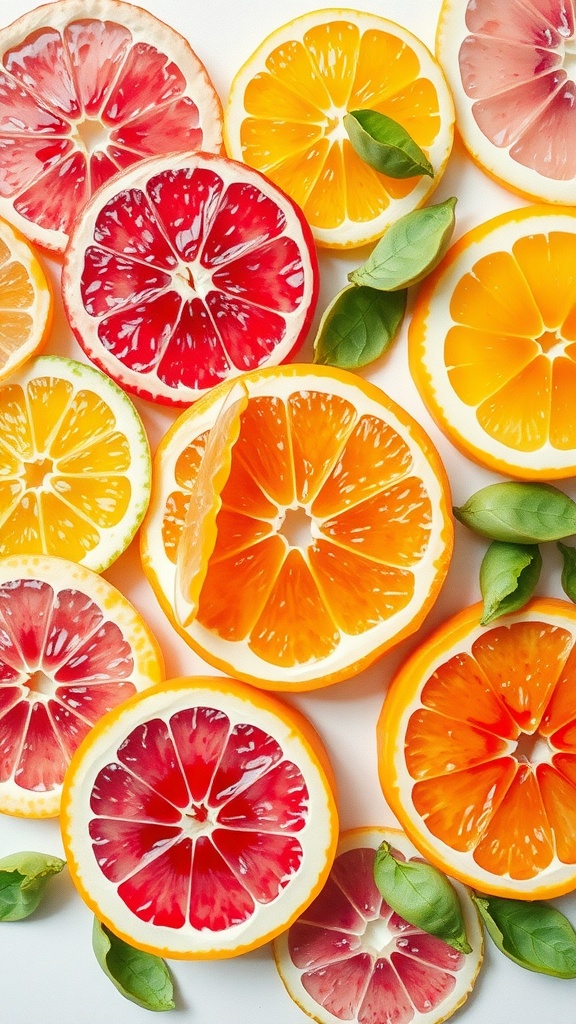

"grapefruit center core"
[277, 506, 314, 548]
[513, 731, 552, 766]
[72, 118, 110, 155]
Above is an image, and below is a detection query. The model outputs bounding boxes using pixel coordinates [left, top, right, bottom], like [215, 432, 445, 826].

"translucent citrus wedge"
[409, 205, 576, 479]
[140, 364, 453, 691]
[437, 0, 576, 203]
[0, 0, 223, 252]
[61, 675, 338, 959]
[62, 151, 319, 406]
[378, 598, 576, 899]
[0, 216, 52, 381]
[225, 8, 454, 248]
[0, 354, 150, 570]
[274, 826, 483, 1024]
[0, 552, 163, 818]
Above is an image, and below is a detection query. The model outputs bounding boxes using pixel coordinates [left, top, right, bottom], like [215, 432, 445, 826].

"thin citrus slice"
[0, 0, 222, 252]
[274, 826, 483, 1024]
[62, 151, 319, 406]
[437, 0, 576, 203]
[140, 364, 453, 691]
[0, 552, 163, 817]
[224, 8, 454, 248]
[409, 205, 576, 479]
[0, 215, 52, 381]
[61, 675, 338, 959]
[377, 597, 576, 899]
[0, 354, 150, 570]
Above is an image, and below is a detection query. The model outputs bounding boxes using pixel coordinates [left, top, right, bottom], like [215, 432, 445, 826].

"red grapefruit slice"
[274, 826, 483, 1024]
[0, 553, 163, 818]
[0, 0, 223, 252]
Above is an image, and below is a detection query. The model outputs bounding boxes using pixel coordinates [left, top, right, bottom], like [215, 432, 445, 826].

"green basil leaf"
[313, 284, 406, 369]
[349, 198, 457, 292]
[473, 894, 576, 978]
[558, 541, 576, 602]
[344, 109, 434, 178]
[373, 841, 471, 954]
[93, 918, 175, 1011]
[453, 482, 576, 544]
[479, 541, 542, 624]
[0, 851, 66, 921]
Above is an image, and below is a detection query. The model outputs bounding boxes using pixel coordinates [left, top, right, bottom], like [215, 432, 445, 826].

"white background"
[1, 1, 576, 1022]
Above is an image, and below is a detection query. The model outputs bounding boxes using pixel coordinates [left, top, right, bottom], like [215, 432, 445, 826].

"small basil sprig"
[349, 198, 457, 292]
[0, 851, 65, 921]
[344, 109, 434, 178]
[93, 918, 175, 1011]
[373, 842, 471, 953]
[473, 894, 576, 978]
[313, 284, 406, 369]
[454, 482, 576, 544]
[479, 541, 542, 624]
[558, 541, 576, 602]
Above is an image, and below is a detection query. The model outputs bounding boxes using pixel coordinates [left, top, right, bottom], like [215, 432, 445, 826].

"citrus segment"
[0, 0, 223, 251]
[225, 9, 454, 248]
[409, 206, 576, 478]
[0, 216, 52, 381]
[141, 364, 453, 690]
[273, 826, 482, 1024]
[61, 676, 338, 958]
[0, 355, 150, 570]
[378, 598, 576, 898]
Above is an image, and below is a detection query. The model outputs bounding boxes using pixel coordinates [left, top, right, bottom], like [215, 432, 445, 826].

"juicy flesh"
[287, 844, 466, 1024]
[89, 708, 308, 931]
[0, 375, 133, 561]
[0, 234, 34, 366]
[405, 619, 576, 878]
[0, 18, 205, 235]
[445, 230, 576, 451]
[80, 167, 307, 393]
[164, 390, 433, 668]
[458, 0, 576, 180]
[240, 20, 441, 229]
[0, 577, 137, 793]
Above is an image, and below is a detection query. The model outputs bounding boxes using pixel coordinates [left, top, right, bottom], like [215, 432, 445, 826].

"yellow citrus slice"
[224, 9, 454, 248]
[140, 364, 453, 691]
[274, 826, 483, 1024]
[437, 0, 576, 203]
[378, 598, 576, 899]
[61, 675, 338, 959]
[409, 205, 576, 479]
[0, 552, 163, 818]
[0, 216, 52, 381]
[0, 354, 150, 570]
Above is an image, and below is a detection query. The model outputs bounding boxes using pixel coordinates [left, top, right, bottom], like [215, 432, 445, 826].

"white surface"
[1, 1, 576, 1022]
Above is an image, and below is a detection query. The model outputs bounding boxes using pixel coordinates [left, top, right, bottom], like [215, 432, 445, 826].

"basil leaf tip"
[479, 541, 542, 624]
[558, 541, 576, 603]
[313, 284, 406, 369]
[454, 481, 576, 544]
[473, 893, 576, 978]
[0, 850, 66, 921]
[344, 108, 434, 179]
[93, 917, 175, 1011]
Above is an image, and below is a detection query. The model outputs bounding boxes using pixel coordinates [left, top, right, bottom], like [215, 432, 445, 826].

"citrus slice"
[0, 0, 222, 252]
[377, 597, 576, 899]
[274, 826, 483, 1024]
[140, 364, 453, 691]
[437, 0, 576, 203]
[0, 216, 52, 381]
[0, 552, 163, 817]
[408, 205, 576, 479]
[61, 675, 338, 959]
[62, 151, 319, 406]
[224, 8, 454, 248]
[0, 354, 150, 570]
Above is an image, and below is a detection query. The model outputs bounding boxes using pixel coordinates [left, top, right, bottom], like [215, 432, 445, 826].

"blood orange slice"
[62, 151, 319, 406]
[61, 675, 338, 959]
[0, 552, 163, 818]
[0, 0, 222, 252]
[273, 826, 483, 1024]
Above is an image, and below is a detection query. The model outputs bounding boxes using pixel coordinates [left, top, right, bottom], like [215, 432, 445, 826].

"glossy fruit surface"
[0, 215, 52, 380]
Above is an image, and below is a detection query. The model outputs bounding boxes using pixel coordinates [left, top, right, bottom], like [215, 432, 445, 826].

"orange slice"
[409, 205, 576, 479]
[225, 9, 454, 248]
[378, 598, 576, 899]
[0, 354, 150, 570]
[274, 826, 483, 1024]
[0, 216, 52, 381]
[0, 552, 163, 817]
[61, 675, 338, 959]
[140, 364, 453, 691]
